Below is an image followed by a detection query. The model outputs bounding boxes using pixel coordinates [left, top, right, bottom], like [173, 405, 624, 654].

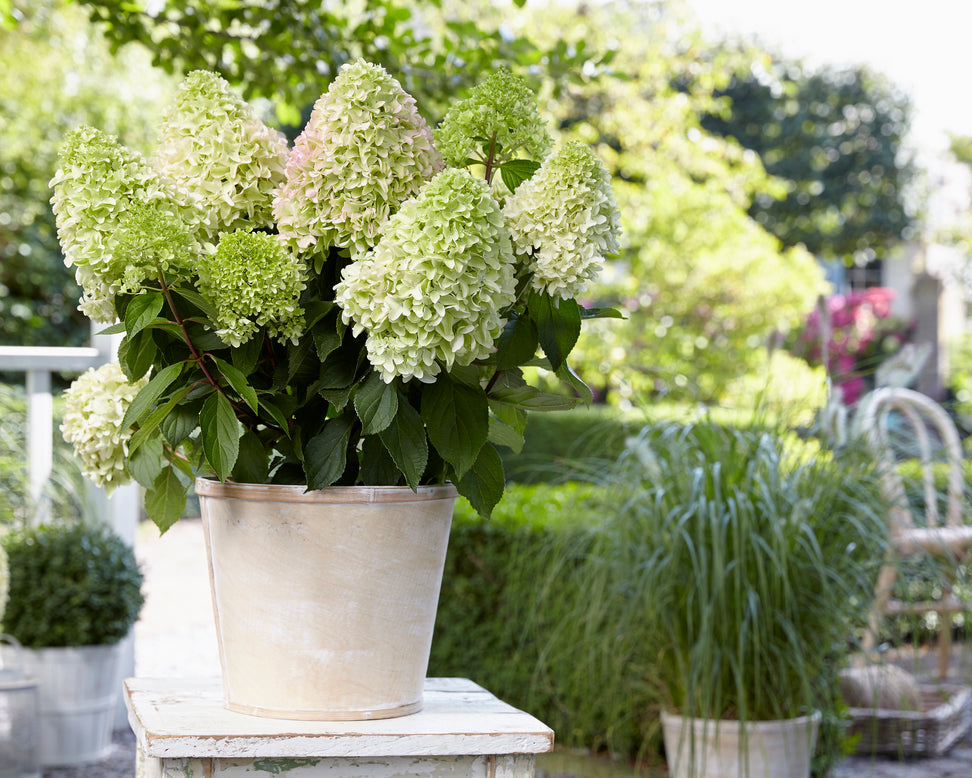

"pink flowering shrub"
[788, 287, 914, 405]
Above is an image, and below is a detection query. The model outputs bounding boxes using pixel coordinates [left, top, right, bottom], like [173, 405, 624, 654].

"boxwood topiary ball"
[1, 522, 144, 648]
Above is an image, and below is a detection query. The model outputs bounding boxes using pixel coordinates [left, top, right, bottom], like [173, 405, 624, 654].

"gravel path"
[38, 518, 972, 778]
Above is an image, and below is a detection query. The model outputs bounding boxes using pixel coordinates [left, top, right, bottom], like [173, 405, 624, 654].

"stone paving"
[45, 517, 972, 777]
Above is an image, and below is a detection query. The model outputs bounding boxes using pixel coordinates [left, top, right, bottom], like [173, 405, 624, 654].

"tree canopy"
[700, 52, 918, 264]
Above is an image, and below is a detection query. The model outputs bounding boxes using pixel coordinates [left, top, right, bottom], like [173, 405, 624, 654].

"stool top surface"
[126, 677, 554, 759]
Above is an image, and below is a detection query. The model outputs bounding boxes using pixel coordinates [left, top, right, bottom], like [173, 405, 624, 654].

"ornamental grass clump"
[52, 59, 622, 532]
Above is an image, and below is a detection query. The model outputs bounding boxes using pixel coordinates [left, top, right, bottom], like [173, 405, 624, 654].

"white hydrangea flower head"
[274, 58, 442, 259]
[503, 140, 622, 299]
[50, 126, 186, 321]
[154, 70, 289, 241]
[335, 168, 517, 383]
[198, 230, 307, 347]
[434, 69, 552, 169]
[60, 362, 149, 495]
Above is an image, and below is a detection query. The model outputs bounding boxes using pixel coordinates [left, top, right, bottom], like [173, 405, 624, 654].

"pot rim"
[195, 478, 458, 504]
[661, 709, 822, 731]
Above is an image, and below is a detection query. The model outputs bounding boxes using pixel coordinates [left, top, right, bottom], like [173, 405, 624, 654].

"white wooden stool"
[125, 677, 554, 778]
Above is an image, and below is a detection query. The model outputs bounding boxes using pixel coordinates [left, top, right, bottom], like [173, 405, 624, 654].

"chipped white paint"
[128, 678, 552, 778]
[197, 480, 458, 720]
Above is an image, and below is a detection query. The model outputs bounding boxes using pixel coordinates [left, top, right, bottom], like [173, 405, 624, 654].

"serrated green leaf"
[128, 434, 164, 489]
[118, 329, 157, 381]
[354, 372, 399, 435]
[499, 158, 541, 192]
[487, 415, 525, 454]
[421, 374, 487, 478]
[489, 383, 576, 411]
[360, 435, 403, 485]
[171, 286, 218, 319]
[260, 398, 291, 434]
[580, 306, 625, 320]
[494, 315, 539, 370]
[128, 384, 195, 456]
[212, 355, 258, 413]
[160, 402, 199, 447]
[456, 443, 505, 518]
[122, 361, 184, 432]
[378, 395, 428, 491]
[125, 291, 164, 338]
[96, 321, 127, 335]
[145, 466, 189, 534]
[530, 291, 581, 372]
[200, 392, 242, 481]
[556, 362, 594, 404]
[305, 415, 354, 490]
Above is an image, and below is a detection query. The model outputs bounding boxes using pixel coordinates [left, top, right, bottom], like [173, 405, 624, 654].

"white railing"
[0, 326, 139, 544]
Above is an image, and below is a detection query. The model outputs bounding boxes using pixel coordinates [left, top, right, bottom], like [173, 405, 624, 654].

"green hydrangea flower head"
[60, 362, 149, 495]
[434, 69, 552, 169]
[107, 200, 199, 294]
[198, 230, 307, 347]
[154, 70, 289, 241]
[50, 125, 185, 321]
[274, 58, 442, 259]
[335, 168, 516, 383]
[503, 140, 621, 299]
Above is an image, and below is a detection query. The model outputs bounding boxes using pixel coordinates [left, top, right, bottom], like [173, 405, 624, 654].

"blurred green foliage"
[701, 51, 917, 264]
[0, 0, 172, 346]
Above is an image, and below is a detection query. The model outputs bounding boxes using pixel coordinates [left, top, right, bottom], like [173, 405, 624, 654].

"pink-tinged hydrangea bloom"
[154, 71, 288, 241]
[60, 362, 148, 495]
[503, 140, 621, 299]
[198, 231, 306, 347]
[335, 168, 516, 383]
[434, 68, 552, 169]
[50, 126, 188, 321]
[274, 59, 442, 259]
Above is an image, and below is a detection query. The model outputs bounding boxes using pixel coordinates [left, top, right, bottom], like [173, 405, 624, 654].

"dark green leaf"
[354, 372, 399, 435]
[260, 398, 291, 434]
[489, 383, 576, 411]
[122, 361, 184, 431]
[124, 291, 164, 338]
[161, 402, 199, 447]
[320, 386, 352, 411]
[96, 321, 127, 336]
[494, 315, 539, 370]
[212, 355, 258, 413]
[421, 374, 487, 478]
[456, 443, 505, 518]
[530, 291, 581, 372]
[305, 415, 354, 490]
[378, 395, 428, 491]
[580, 306, 625, 320]
[118, 329, 157, 381]
[360, 435, 403, 485]
[231, 332, 263, 375]
[128, 384, 195, 455]
[145, 465, 189, 534]
[233, 431, 269, 484]
[171, 286, 218, 319]
[200, 392, 242, 481]
[312, 308, 344, 362]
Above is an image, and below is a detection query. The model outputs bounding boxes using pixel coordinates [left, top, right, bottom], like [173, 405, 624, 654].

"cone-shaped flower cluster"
[274, 60, 442, 259]
[434, 69, 552, 169]
[504, 140, 621, 299]
[198, 230, 307, 347]
[154, 70, 288, 242]
[336, 169, 516, 383]
[60, 362, 148, 495]
[49, 126, 186, 321]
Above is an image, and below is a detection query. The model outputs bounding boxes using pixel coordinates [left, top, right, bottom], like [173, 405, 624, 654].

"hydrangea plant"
[53, 61, 622, 531]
